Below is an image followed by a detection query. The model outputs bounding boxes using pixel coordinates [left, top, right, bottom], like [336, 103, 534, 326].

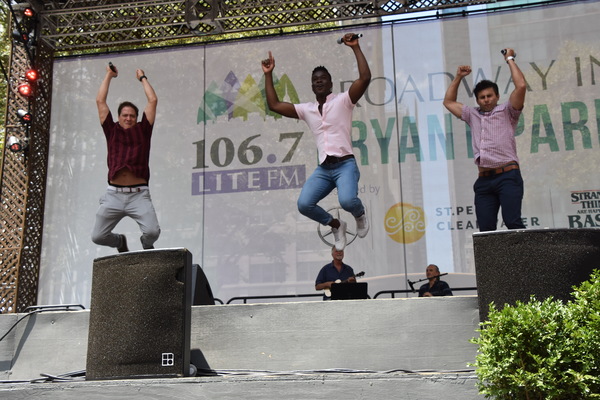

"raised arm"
[136, 69, 158, 125]
[261, 51, 298, 119]
[443, 65, 472, 118]
[504, 48, 526, 111]
[342, 33, 371, 104]
[96, 64, 118, 124]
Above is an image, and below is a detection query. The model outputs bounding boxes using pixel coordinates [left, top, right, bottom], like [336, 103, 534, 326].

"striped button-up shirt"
[461, 102, 521, 168]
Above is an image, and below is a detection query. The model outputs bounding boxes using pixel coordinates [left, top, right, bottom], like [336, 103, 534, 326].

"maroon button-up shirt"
[102, 111, 153, 182]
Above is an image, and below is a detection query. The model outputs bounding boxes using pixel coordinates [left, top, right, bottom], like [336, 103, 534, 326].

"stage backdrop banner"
[39, 1, 600, 306]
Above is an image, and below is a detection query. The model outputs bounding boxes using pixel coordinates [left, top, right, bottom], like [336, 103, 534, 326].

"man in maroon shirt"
[91, 64, 160, 252]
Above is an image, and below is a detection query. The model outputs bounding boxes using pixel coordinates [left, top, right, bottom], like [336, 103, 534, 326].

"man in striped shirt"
[443, 48, 527, 231]
[92, 64, 161, 252]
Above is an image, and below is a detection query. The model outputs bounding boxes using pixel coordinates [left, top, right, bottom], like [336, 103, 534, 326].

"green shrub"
[471, 270, 600, 399]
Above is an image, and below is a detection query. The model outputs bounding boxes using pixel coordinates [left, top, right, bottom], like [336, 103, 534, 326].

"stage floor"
[0, 296, 483, 399]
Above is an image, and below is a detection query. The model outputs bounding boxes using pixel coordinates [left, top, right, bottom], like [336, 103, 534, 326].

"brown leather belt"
[321, 154, 354, 165]
[479, 162, 519, 177]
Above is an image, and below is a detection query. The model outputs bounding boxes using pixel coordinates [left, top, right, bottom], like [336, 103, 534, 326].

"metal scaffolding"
[31, 0, 494, 52]
[0, 0, 495, 312]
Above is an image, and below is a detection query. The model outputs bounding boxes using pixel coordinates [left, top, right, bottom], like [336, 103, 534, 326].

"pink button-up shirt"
[461, 102, 522, 168]
[294, 91, 355, 164]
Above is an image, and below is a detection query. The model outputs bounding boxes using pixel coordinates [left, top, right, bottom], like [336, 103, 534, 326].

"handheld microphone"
[501, 49, 517, 57]
[337, 33, 362, 44]
[109, 62, 117, 74]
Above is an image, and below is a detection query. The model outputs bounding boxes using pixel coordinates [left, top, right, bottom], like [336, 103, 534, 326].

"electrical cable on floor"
[30, 370, 86, 383]
[0, 366, 477, 384]
[0, 304, 84, 343]
[195, 367, 477, 377]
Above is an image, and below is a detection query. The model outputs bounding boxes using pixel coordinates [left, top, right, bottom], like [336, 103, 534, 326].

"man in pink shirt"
[261, 33, 371, 250]
[443, 48, 527, 231]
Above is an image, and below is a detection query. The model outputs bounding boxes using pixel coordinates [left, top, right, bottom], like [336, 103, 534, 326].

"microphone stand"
[407, 273, 448, 293]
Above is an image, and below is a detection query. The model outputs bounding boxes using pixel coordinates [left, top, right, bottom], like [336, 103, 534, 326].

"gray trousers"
[91, 188, 160, 250]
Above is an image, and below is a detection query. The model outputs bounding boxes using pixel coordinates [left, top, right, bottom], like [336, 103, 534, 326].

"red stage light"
[25, 69, 38, 82]
[12, 30, 29, 43]
[18, 109, 32, 124]
[23, 7, 35, 19]
[9, 142, 23, 152]
[18, 82, 33, 97]
[7, 136, 25, 153]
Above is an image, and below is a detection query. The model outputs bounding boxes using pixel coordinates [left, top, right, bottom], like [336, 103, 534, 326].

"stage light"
[7, 136, 28, 153]
[17, 109, 32, 124]
[12, 6, 37, 45]
[23, 7, 35, 19]
[25, 68, 38, 82]
[17, 69, 38, 97]
[12, 29, 29, 43]
[18, 82, 33, 97]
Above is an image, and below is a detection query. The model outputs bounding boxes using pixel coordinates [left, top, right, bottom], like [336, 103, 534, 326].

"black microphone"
[430, 273, 448, 279]
[501, 49, 517, 57]
[407, 279, 415, 293]
[337, 33, 362, 44]
[109, 62, 117, 74]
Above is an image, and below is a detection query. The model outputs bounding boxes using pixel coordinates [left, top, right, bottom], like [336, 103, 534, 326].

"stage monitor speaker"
[86, 248, 193, 380]
[192, 264, 215, 305]
[473, 228, 600, 322]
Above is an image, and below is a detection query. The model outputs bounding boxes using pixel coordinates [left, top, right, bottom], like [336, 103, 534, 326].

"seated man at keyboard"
[91, 63, 160, 252]
[418, 264, 453, 297]
[443, 48, 527, 231]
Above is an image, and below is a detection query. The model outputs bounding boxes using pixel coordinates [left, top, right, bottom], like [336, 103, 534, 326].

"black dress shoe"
[141, 237, 154, 250]
[117, 234, 129, 253]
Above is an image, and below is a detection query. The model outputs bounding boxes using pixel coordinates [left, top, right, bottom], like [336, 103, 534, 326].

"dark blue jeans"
[473, 169, 525, 232]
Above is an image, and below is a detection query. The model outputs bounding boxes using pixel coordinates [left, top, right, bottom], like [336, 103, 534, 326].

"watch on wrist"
[139, 75, 147, 82]
[506, 56, 515, 63]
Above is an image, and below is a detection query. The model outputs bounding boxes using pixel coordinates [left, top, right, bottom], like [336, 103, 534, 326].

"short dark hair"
[118, 101, 139, 118]
[312, 66, 331, 80]
[474, 80, 499, 98]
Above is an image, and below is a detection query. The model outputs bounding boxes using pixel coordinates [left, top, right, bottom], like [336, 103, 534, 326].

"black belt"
[321, 154, 354, 165]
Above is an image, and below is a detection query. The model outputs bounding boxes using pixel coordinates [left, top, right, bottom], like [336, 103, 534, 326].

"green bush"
[471, 270, 600, 399]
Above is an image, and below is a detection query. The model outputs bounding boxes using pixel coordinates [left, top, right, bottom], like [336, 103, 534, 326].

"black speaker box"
[473, 228, 600, 322]
[86, 248, 193, 380]
[192, 264, 215, 305]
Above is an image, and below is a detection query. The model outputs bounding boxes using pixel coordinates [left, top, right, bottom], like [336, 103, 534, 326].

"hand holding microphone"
[501, 48, 517, 62]
[108, 62, 118, 77]
[337, 33, 362, 44]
